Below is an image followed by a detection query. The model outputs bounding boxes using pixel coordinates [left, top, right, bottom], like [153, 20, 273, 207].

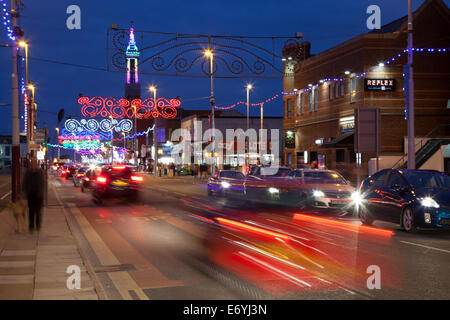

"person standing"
[22, 159, 44, 233]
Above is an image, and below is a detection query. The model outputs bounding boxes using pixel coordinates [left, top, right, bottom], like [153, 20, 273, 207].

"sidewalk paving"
[0, 185, 99, 300]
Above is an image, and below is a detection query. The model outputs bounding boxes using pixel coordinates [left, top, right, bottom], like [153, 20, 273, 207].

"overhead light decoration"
[64, 118, 133, 133]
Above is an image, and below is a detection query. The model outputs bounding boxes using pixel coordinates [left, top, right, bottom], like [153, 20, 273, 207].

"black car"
[73, 167, 88, 187]
[81, 167, 102, 193]
[356, 169, 450, 232]
[91, 165, 143, 204]
[65, 165, 78, 179]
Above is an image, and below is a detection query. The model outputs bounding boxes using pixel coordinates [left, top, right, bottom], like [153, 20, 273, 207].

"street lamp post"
[11, 0, 20, 202]
[246, 84, 252, 173]
[150, 86, 157, 175]
[407, 0, 415, 170]
[27, 83, 35, 160]
[55, 127, 60, 161]
[205, 50, 215, 177]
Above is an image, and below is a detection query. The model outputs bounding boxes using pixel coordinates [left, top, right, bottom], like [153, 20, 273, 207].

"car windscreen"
[303, 171, 347, 184]
[260, 167, 291, 177]
[403, 171, 450, 189]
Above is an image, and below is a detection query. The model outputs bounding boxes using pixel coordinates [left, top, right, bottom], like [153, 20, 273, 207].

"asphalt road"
[52, 174, 450, 300]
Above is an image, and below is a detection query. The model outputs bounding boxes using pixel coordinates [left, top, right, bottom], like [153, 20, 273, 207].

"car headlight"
[351, 191, 363, 205]
[221, 181, 231, 189]
[313, 190, 325, 198]
[420, 197, 439, 208]
[268, 187, 279, 194]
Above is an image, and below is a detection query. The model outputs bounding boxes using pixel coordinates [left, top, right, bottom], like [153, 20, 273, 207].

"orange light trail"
[216, 217, 290, 240]
[292, 213, 394, 237]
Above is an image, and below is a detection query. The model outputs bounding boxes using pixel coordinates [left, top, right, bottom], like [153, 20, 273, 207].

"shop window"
[341, 80, 345, 96]
[336, 149, 345, 162]
[329, 83, 334, 100]
[5, 146, 10, 157]
[287, 153, 292, 166]
[335, 81, 339, 98]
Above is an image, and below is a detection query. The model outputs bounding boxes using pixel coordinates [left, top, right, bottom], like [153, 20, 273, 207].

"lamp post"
[205, 50, 216, 177]
[55, 127, 60, 161]
[245, 84, 252, 173]
[407, 0, 415, 170]
[131, 105, 137, 163]
[150, 86, 157, 175]
[27, 83, 35, 161]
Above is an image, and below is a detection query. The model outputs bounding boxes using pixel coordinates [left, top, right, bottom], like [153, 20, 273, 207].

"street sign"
[354, 108, 380, 154]
[29, 143, 41, 150]
[35, 129, 46, 143]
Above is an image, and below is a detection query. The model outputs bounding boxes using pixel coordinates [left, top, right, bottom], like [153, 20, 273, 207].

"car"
[91, 165, 143, 204]
[289, 169, 356, 211]
[224, 166, 306, 206]
[81, 167, 102, 192]
[356, 169, 450, 232]
[207, 170, 245, 197]
[65, 165, 78, 179]
[73, 167, 88, 187]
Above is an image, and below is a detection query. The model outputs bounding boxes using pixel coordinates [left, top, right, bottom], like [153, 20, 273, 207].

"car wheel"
[401, 207, 417, 233]
[359, 206, 374, 226]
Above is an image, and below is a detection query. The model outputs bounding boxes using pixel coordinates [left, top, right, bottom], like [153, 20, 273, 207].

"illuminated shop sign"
[364, 78, 396, 91]
[339, 116, 355, 133]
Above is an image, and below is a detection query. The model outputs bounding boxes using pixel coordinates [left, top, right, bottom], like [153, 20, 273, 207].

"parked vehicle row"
[208, 166, 450, 232]
[60, 164, 144, 205]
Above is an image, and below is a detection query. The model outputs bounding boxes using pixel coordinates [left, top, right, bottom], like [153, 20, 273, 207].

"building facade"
[283, 0, 450, 180]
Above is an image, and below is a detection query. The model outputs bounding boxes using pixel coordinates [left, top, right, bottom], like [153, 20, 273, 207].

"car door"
[381, 171, 409, 222]
[362, 170, 389, 219]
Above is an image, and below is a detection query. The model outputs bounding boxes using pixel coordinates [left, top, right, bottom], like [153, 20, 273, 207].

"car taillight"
[97, 176, 107, 184]
[61, 170, 66, 174]
[131, 175, 143, 182]
[85, 177, 90, 182]
[77, 173, 84, 177]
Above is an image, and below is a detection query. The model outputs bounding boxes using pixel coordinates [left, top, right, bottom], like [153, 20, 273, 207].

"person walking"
[22, 159, 44, 233]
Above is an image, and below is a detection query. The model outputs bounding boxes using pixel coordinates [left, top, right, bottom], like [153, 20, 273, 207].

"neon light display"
[64, 118, 133, 133]
[78, 96, 180, 119]
[126, 28, 139, 84]
[60, 128, 112, 141]
[1, 0, 15, 41]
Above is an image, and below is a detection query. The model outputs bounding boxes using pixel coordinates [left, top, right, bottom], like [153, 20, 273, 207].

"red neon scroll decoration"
[78, 96, 180, 119]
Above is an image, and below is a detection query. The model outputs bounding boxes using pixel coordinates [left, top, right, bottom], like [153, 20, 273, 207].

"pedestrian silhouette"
[22, 159, 44, 233]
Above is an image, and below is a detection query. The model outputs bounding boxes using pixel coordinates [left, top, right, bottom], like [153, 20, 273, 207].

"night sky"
[1, 0, 447, 148]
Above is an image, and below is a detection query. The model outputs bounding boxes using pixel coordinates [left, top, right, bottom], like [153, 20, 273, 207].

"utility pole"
[44, 128, 48, 206]
[407, 0, 415, 170]
[11, 0, 21, 202]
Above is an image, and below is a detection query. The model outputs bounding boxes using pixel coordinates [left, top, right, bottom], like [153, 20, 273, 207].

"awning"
[322, 131, 354, 147]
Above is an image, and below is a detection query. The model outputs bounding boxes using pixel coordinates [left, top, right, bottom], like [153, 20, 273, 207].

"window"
[373, 171, 389, 188]
[350, 76, 356, 103]
[313, 87, 318, 111]
[386, 172, 406, 187]
[300, 92, 304, 114]
[286, 98, 293, 118]
[309, 91, 313, 112]
[287, 153, 292, 166]
[329, 83, 334, 100]
[341, 80, 345, 96]
[336, 149, 345, 163]
[296, 94, 300, 115]
[4, 146, 10, 157]
[335, 81, 339, 98]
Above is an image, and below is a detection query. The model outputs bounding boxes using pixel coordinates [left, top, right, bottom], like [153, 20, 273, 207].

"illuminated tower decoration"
[124, 27, 141, 100]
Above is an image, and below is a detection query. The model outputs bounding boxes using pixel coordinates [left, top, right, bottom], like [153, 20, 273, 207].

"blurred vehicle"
[91, 165, 143, 204]
[357, 169, 450, 232]
[223, 166, 307, 206]
[65, 165, 78, 179]
[289, 169, 355, 211]
[73, 167, 88, 187]
[207, 170, 245, 197]
[81, 166, 102, 192]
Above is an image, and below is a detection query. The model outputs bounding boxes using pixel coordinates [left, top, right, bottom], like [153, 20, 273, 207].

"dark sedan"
[207, 170, 245, 197]
[356, 169, 450, 232]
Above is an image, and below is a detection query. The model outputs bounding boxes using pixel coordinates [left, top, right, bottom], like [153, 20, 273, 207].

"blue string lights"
[1, 0, 15, 41]
[283, 47, 449, 96]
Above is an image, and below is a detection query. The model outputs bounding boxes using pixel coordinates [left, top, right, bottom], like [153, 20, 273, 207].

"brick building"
[282, 0, 450, 180]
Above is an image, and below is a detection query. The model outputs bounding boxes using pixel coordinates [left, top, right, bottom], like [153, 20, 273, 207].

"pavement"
[0, 175, 99, 300]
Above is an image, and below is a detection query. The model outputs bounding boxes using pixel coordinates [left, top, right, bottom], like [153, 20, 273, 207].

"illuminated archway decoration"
[61, 128, 112, 141]
[64, 118, 133, 133]
[78, 96, 181, 119]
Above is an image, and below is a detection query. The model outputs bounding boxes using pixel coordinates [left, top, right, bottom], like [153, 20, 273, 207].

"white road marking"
[400, 240, 450, 254]
[1, 191, 11, 200]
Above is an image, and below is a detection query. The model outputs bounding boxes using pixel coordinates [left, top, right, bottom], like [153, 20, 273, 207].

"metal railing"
[392, 124, 450, 169]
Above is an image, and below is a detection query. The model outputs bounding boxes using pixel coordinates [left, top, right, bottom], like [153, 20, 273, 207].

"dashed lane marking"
[399, 240, 450, 254]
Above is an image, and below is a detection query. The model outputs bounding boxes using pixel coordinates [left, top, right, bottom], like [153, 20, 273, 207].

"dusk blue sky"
[1, 0, 448, 142]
